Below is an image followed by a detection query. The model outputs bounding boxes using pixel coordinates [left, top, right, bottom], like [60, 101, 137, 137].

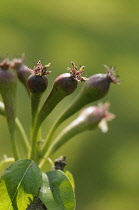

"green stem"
[40, 121, 60, 158]
[29, 88, 63, 161]
[40, 121, 59, 156]
[43, 88, 93, 149]
[15, 118, 30, 155]
[0, 157, 15, 169]
[39, 118, 88, 168]
[32, 81, 77, 160]
[29, 94, 42, 161]
[2, 97, 19, 160]
[0, 102, 29, 157]
[36, 88, 66, 134]
[10, 131, 19, 160]
[29, 126, 39, 161]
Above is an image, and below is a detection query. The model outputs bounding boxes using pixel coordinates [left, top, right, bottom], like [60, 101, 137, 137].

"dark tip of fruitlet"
[27, 74, 48, 94]
[104, 65, 120, 84]
[54, 73, 78, 95]
[27, 60, 51, 94]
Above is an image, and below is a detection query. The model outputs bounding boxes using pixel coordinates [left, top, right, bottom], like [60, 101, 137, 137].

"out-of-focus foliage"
[0, 0, 139, 209]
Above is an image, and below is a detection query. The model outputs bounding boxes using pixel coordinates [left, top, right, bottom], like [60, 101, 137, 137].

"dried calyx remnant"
[0, 58, 10, 70]
[30, 60, 51, 77]
[104, 64, 120, 84]
[67, 61, 87, 82]
[53, 156, 67, 171]
[10, 55, 25, 68]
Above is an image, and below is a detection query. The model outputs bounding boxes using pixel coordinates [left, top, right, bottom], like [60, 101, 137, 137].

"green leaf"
[64, 171, 75, 190]
[0, 159, 42, 210]
[39, 170, 76, 210]
[39, 172, 59, 209]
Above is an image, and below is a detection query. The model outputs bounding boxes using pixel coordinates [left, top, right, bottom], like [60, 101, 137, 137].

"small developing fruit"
[35, 62, 86, 130]
[27, 60, 51, 95]
[27, 60, 51, 127]
[42, 103, 115, 158]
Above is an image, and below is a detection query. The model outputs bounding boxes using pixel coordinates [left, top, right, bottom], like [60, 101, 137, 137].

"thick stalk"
[36, 88, 67, 133]
[29, 93, 42, 161]
[4, 96, 19, 160]
[31, 93, 42, 128]
[29, 127, 39, 161]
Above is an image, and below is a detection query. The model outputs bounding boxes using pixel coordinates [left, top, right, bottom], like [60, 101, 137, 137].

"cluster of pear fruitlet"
[0, 56, 120, 209]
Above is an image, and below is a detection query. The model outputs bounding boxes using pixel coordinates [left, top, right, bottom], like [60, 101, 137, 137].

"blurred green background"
[0, 0, 139, 209]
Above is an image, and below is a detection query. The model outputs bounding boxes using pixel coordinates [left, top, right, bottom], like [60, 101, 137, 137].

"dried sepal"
[30, 60, 51, 76]
[104, 65, 120, 84]
[53, 156, 67, 171]
[96, 103, 115, 132]
[10, 55, 25, 68]
[0, 58, 10, 70]
[67, 61, 87, 82]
